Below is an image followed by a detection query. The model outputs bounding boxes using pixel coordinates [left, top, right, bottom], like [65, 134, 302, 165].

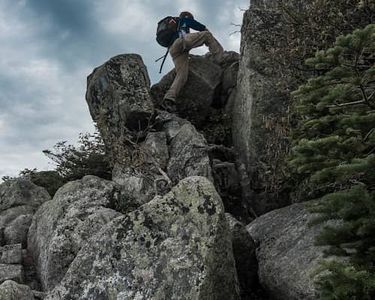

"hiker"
[157, 11, 224, 104]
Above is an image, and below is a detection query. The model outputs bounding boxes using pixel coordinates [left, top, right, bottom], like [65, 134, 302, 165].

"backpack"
[156, 16, 179, 47]
[155, 16, 180, 73]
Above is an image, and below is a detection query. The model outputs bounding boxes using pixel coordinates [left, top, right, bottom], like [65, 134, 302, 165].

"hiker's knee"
[202, 31, 213, 40]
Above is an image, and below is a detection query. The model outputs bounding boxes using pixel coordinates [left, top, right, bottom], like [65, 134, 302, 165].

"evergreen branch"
[359, 84, 375, 109]
[367, 89, 375, 101]
[364, 128, 375, 141]
[329, 100, 366, 108]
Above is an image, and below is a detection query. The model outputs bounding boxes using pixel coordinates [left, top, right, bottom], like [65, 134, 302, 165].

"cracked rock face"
[47, 177, 240, 300]
[27, 176, 122, 291]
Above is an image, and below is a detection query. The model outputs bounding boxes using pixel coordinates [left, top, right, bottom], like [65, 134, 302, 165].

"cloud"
[94, 1, 156, 38]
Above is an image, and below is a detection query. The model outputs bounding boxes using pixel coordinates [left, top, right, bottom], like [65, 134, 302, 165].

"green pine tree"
[289, 24, 375, 299]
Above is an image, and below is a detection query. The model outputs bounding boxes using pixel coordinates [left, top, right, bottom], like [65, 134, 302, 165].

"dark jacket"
[171, 17, 206, 44]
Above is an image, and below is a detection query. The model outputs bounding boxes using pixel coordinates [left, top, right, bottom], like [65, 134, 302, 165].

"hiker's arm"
[184, 18, 206, 31]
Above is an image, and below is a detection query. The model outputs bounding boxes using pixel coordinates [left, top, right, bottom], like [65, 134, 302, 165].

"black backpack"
[155, 16, 180, 73]
[156, 16, 179, 47]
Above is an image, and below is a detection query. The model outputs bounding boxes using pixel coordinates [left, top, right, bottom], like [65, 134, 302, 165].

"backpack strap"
[155, 47, 170, 74]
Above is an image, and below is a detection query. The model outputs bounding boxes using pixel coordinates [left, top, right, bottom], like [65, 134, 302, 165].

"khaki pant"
[164, 31, 224, 100]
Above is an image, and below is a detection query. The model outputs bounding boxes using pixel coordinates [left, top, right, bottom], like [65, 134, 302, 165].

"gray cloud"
[0, 0, 249, 179]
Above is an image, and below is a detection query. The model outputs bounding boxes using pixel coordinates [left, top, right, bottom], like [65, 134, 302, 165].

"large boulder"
[47, 177, 240, 300]
[247, 202, 324, 300]
[151, 55, 222, 126]
[85, 54, 154, 166]
[28, 176, 122, 291]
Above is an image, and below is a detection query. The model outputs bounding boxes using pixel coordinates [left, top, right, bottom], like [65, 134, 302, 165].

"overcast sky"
[0, 0, 248, 180]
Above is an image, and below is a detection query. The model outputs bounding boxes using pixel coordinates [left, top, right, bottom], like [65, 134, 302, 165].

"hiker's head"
[179, 11, 194, 19]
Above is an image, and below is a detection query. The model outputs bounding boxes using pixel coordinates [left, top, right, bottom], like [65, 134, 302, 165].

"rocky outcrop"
[47, 177, 240, 300]
[247, 203, 324, 299]
[86, 55, 216, 214]
[28, 176, 122, 291]
[232, 0, 292, 215]
[85, 54, 154, 167]
[150, 53, 250, 222]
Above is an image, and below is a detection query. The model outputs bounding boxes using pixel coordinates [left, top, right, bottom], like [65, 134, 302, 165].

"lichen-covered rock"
[0, 280, 36, 300]
[247, 203, 323, 300]
[151, 55, 222, 126]
[226, 214, 258, 298]
[28, 176, 122, 291]
[0, 179, 50, 212]
[167, 123, 212, 184]
[47, 176, 240, 300]
[85, 54, 154, 166]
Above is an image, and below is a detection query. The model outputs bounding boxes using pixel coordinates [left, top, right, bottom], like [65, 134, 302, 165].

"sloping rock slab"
[247, 203, 324, 300]
[47, 177, 240, 300]
[28, 176, 122, 291]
